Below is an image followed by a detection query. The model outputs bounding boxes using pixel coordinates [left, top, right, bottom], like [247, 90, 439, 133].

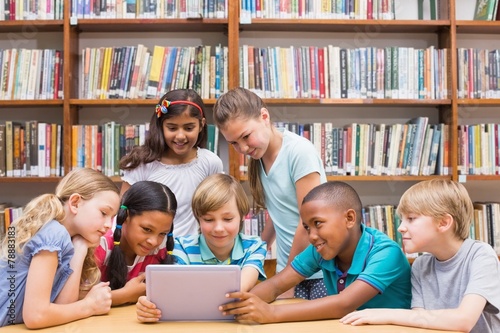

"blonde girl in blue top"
[0, 168, 120, 328]
[136, 173, 267, 323]
[120, 89, 223, 237]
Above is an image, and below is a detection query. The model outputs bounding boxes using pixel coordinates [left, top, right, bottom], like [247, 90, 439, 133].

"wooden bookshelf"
[0, 0, 500, 193]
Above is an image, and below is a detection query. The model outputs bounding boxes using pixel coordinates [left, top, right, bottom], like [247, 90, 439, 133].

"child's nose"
[103, 217, 113, 230]
[214, 221, 224, 231]
[308, 229, 318, 243]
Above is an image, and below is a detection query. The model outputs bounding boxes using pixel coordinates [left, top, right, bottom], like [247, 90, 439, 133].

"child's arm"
[260, 216, 275, 249]
[120, 182, 131, 196]
[23, 250, 112, 329]
[110, 273, 147, 306]
[54, 235, 89, 304]
[136, 295, 161, 323]
[340, 294, 486, 332]
[240, 266, 260, 292]
[221, 270, 379, 324]
[287, 172, 322, 264]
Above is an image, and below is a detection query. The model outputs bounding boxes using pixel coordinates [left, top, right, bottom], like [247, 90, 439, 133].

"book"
[474, 0, 498, 20]
[0, 124, 5, 177]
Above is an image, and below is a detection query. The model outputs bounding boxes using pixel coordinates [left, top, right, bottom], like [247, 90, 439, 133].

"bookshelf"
[0, 0, 499, 213]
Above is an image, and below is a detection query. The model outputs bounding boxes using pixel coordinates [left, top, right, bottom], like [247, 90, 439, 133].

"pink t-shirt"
[95, 230, 166, 282]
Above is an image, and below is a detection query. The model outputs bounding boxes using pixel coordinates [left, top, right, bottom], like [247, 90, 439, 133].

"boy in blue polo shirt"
[219, 181, 411, 324]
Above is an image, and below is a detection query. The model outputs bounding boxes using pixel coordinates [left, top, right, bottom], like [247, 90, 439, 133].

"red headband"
[155, 100, 204, 118]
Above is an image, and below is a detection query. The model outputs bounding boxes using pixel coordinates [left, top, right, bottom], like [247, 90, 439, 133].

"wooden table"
[1, 304, 458, 333]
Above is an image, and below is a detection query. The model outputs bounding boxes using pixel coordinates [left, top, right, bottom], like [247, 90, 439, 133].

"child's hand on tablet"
[136, 296, 161, 323]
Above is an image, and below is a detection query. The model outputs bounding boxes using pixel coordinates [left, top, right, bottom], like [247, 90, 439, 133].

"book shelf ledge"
[0, 176, 124, 184]
[238, 175, 451, 182]
[457, 175, 500, 182]
[327, 175, 452, 181]
[456, 21, 500, 34]
[0, 100, 63, 107]
[0, 177, 62, 183]
[458, 99, 500, 106]
[75, 19, 228, 33]
[261, 98, 451, 106]
[69, 99, 216, 106]
[0, 20, 64, 32]
[240, 19, 451, 33]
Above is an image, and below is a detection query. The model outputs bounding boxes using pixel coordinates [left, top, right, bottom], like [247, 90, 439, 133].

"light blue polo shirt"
[291, 224, 411, 309]
[173, 233, 267, 280]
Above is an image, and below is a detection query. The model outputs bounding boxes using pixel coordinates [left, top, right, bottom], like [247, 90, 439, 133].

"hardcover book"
[474, 0, 498, 20]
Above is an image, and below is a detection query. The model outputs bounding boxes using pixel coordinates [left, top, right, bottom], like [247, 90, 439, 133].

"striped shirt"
[173, 233, 267, 280]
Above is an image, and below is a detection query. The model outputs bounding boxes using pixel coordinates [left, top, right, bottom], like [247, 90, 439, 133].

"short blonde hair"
[192, 174, 250, 232]
[397, 179, 473, 240]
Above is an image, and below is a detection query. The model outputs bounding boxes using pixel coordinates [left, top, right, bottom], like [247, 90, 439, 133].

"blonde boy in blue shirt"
[219, 181, 411, 324]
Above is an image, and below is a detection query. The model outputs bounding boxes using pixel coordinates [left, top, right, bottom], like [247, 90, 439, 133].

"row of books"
[0, 121, 63, 178]
[458, 123, 500, 176]
[242, 209, 274, 259]
[0, 119, 218, 178]
[240, 0, 397, 21]
[239, 117, 450, 177]
[363, 202, 500, 256]
[417, 0, 448, 20]
[457, 48, 500, 99]
[473, 202, 500, 253]
[2, 0, 64, 20]
[0, 49, 64, 101]
[71, 122, 219, 177]
[0, 203, 23, 242]
[81, 44, 228, 100]
[71, 0, 228, 19]
[240, 45, 448, 100]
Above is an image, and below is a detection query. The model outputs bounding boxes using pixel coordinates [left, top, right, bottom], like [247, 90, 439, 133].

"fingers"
[339, 312, 361, 325]
[136, 298, 161, 323]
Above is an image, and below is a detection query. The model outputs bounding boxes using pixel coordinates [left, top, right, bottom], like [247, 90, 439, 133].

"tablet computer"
[145, 265, 241, 321]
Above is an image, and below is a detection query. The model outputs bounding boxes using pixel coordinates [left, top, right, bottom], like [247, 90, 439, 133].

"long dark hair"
[120, 89, 207, 170]
[106, 181, 177, 290]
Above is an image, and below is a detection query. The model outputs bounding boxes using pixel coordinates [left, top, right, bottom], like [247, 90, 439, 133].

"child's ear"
[68, 193, 81, 214]
[260, 108, 270, 122]
[345, 209, 357, 228]
[437, 213, 454, 232]
[200, 117, 206, 131]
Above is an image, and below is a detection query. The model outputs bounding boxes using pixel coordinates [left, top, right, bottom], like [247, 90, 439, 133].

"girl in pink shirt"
[95, 181, 177, 306]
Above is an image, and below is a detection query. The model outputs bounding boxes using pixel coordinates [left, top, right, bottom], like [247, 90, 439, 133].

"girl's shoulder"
[197, 147, 222, 161]
[25, 220, 71, 254]
[282, 129, 314, 147]
[196, 148, 223, 169]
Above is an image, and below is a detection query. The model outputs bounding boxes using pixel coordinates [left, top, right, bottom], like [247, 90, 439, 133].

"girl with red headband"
[119, 89, 223, 237]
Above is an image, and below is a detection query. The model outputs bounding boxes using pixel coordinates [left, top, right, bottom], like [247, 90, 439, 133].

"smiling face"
[397, 213, 439, 254]
[300, 199, 355, 261]
[162, 111, 204, 161]
[219, 110, 271, 160]
[120, 210, 174, 260]
[72, 190, 120, 246]
[198, 197, 241, 261]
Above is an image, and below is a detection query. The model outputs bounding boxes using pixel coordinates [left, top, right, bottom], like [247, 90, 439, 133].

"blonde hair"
[397, 179, 473, 240]
[191, 173, 250, 232]
[1, 168, 119, 285]
[213, 87, 268, 209]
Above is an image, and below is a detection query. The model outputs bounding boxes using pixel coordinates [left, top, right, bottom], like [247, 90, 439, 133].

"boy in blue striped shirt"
[136, 173, 267, 322]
